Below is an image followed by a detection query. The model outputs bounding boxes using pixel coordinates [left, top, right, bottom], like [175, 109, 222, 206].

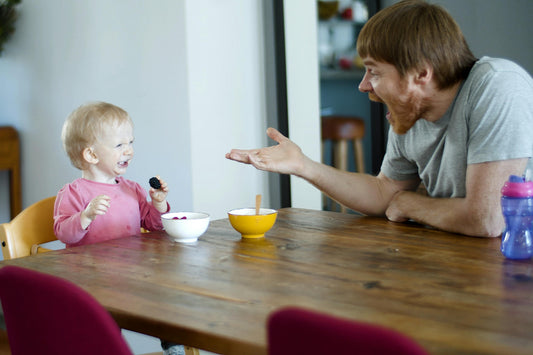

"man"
[226, 0, 533, 237]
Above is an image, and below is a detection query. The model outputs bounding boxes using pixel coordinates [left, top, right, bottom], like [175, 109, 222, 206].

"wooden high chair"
[321, 116, 366, 213]
[0, 196, 57, 260]
[0, 126, 22, 219]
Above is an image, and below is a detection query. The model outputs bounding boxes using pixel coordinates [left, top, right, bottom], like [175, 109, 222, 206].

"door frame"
[265, 0, 386, 208]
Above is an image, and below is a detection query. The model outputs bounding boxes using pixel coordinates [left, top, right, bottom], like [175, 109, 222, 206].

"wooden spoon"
[255, 194, 262, 215]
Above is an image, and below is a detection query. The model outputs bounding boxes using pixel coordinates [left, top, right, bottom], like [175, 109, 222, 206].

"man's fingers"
[266, 127, 286, 144]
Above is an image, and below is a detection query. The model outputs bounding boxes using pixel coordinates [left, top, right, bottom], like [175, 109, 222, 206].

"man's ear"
[83, 147, 98, 164]
[414, 63, 433, 85]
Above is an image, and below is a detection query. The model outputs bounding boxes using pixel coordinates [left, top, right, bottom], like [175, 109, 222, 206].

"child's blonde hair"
[62, 101, 133, 170]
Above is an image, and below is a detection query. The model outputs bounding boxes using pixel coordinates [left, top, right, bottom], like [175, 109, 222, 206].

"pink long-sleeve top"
[54, 177, 169, 247]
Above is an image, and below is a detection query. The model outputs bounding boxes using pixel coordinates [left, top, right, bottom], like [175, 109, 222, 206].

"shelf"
[320, 67, 365, 80]
[318, 18, 366, 27]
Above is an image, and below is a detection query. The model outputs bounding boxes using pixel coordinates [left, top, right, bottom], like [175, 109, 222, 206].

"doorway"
[264, 0, 386, 210]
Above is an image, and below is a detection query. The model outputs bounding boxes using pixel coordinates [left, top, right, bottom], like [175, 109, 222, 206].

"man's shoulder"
[472, 56, 531, 79]
[462, 56, 533, 99]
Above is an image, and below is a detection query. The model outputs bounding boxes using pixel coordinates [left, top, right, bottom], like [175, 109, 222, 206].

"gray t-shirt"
[381, 57, 533, 198]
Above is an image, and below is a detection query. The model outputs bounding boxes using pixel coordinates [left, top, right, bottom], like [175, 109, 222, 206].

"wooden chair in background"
[321, 116, 365, 213]
[0, 127, 22, 220]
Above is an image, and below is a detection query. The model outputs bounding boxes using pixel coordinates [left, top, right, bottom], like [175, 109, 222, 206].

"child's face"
[91, 121, 134, 181]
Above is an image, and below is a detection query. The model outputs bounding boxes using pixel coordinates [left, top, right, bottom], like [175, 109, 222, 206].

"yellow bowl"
[228, 208, 278, 239]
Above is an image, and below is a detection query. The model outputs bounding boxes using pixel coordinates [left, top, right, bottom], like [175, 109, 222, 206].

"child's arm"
[54, 187, 109, 244]
[80, 195, 111, 229]
[149, 175, 169, 213]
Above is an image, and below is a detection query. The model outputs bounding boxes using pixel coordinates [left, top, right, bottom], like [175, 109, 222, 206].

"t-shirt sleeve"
[53, 184, 89, 244]
[380, 127, 420, 181]
[467, 65, 533, 164]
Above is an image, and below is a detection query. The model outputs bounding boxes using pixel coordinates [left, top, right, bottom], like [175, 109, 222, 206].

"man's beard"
[367, 93, 421, 135]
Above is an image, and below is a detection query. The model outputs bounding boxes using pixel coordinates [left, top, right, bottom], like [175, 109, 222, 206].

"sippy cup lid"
[501, 175, 533, 197]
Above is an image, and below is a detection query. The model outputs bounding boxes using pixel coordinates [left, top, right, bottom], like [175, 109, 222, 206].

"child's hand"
[80, 195, 111, 229]
[149, 175, 169, 212]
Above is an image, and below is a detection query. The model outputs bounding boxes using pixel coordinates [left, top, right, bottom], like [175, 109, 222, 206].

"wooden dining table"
[1, 208, 532, 354]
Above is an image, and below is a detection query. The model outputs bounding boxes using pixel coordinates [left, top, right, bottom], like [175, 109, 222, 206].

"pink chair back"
[267, 307, 428, 355]
[0, 265, 133, 355]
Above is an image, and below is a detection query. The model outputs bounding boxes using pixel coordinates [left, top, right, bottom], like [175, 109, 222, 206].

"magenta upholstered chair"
[0, 265, 133, 355]
[267, 307, 428, 355]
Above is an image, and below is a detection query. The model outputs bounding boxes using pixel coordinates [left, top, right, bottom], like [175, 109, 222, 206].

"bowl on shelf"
[228, 208, 278, 239]
[161, 212, 210, 243]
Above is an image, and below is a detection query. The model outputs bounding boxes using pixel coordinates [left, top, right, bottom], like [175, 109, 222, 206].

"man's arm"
[302, 159, 419, 216]
[385, 158, 529, 237]
[226, 128, 414, 215]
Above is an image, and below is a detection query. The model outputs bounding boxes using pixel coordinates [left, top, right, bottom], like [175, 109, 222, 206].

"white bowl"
[161, 212, 210, 243]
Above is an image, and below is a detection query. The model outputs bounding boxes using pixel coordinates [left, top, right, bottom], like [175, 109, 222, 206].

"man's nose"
[358, 73, 371, 93]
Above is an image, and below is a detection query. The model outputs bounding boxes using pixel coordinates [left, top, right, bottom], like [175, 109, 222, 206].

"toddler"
[54, 101, 184, 354]
[54, 101, 169, 246]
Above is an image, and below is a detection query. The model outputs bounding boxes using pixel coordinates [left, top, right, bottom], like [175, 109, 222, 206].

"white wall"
[185, 1, 270, 215]
[284, 0, 322, 210]
[440, 0, 533, 76]
[0, 0, 270, 225]
[0, 0, 190, 222]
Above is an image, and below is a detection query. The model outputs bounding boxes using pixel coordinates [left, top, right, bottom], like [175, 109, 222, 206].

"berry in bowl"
[161, 212, 210, 243]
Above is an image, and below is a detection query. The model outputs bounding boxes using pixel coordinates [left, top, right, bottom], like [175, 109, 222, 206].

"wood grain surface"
[1, 208, 532, 355]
